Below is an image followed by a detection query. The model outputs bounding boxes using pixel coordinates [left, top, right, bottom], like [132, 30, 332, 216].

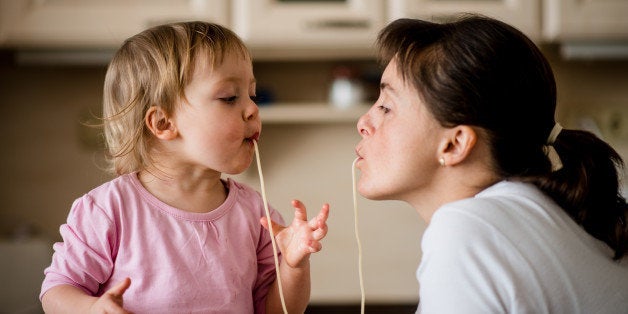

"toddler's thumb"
[108, 277, 131, 298]
[260, 217, 286, 236]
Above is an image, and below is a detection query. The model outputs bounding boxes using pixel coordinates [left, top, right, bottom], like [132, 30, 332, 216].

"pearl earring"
[439, 157, 446, 166]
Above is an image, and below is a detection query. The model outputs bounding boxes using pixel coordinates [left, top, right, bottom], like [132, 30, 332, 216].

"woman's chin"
[358, 184, 392, 201]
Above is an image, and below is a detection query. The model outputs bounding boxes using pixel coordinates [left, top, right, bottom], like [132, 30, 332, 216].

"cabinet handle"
[306, 19, 370, 30]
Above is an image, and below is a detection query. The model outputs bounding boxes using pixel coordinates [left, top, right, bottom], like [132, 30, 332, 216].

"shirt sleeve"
[252, 206, 285, 314]
[40, 194, 117, 300]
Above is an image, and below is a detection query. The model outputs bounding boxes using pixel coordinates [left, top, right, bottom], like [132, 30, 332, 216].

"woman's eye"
[378, 105, 391, 114]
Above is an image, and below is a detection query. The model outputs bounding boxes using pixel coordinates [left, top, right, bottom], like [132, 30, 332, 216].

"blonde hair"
[102, 21, 251, 175]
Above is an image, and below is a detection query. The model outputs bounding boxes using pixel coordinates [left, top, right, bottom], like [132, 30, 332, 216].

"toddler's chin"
[221, 160, 253, 176]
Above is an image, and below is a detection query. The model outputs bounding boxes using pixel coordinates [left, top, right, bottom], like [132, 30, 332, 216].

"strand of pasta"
[253, 140, 288, 314]
[352, 157, 365, 314]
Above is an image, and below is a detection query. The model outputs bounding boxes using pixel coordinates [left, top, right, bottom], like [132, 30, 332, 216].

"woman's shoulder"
[436, 181, 547, 221]
[427, 181, 551, 244]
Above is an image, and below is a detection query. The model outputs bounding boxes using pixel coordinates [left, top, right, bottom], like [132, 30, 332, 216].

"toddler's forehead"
[190, 46, 251, 71]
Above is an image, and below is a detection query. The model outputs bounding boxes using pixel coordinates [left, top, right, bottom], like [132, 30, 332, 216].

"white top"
[417, 181, 628, 314]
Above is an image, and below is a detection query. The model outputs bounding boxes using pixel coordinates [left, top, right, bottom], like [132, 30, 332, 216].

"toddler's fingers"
[308, 203, 330, 229]
[107, 277, 131, 298]
[308, 240, 323, 253]
[291, 199, 308, 221]
[312, 227, 327, 241]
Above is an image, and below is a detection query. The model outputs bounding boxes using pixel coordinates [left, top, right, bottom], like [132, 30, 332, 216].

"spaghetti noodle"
[253, 139, 288, 314]
[352, 157, 365, 314]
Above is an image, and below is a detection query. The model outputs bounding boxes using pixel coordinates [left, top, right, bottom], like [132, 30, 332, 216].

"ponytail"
[530, 129, 628, 260]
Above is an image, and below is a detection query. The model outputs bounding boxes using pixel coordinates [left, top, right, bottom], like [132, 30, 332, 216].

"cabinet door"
[387, 0, 541, 41]
[0, 0, 229, 48]
[232, 0, 385, 55]
[543, 0, 628, 41]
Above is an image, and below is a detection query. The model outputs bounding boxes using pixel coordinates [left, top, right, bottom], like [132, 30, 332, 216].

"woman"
[354, 15, 628, 313]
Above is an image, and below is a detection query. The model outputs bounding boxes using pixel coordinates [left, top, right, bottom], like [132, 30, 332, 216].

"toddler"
[40, 21, 329, 314]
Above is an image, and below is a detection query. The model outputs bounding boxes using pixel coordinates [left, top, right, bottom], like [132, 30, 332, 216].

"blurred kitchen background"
[1, 0, 627, 313]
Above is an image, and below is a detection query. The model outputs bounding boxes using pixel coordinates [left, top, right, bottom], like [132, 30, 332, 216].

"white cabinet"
[3, 0, 627, 57]
[232, 0, 385, 59]
[543, 0, 628, 41]
[0, 0, 229, 48]
[387, 0, 541, 41]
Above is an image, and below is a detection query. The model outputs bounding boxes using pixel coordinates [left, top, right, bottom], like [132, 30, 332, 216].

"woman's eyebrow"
[380, 82, 397, 95]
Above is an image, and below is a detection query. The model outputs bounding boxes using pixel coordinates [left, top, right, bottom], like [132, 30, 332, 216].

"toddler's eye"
[220, 96, 237, 104]
[378, 105, 390, 114]
[250, 95, 259, 103]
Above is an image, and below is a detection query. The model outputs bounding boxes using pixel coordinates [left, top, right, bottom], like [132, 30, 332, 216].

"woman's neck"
[407, 164, 500, 224]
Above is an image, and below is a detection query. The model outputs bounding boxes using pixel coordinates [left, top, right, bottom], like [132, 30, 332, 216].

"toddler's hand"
[261, 200, 330, 268]
[89, 277, 133, 314]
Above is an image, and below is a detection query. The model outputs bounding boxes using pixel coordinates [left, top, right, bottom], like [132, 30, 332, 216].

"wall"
[1, 47, 627, 308]
[547, 49, 628, 161]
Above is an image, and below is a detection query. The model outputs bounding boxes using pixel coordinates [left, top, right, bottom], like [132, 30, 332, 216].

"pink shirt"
[40, 173, 284, 313]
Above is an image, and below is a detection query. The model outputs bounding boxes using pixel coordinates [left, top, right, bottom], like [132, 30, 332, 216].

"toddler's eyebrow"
[220, 77, 257, 85]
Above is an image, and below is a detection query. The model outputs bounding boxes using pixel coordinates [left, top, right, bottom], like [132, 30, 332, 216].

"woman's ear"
[145, 106, 177, 140]
[437, 125, 477, 167]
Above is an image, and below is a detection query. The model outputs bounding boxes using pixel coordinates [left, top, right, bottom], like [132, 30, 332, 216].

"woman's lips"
[355, 147, 363, 159]
[354, 149, 364, 168]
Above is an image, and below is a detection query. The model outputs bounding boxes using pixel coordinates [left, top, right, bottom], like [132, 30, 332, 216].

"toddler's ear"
[145, 106, 177, 140]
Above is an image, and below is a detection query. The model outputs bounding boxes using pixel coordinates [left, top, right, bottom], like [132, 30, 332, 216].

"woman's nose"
[357, 112, 371, 137]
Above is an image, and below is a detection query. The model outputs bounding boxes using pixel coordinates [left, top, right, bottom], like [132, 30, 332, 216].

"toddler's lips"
[247, 132, 260, 143]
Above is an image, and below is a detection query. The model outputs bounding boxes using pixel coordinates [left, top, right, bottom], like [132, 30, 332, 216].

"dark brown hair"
[377, 14, 627, 260]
